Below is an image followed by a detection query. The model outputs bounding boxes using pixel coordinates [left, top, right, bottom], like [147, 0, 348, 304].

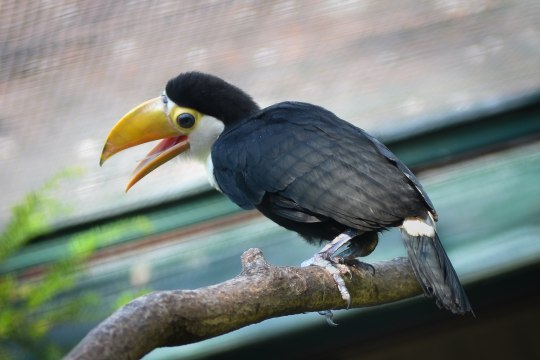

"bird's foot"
[318, 310, 339, 327]
[301, 253, 352, 308]
[338, 258, 376, 275]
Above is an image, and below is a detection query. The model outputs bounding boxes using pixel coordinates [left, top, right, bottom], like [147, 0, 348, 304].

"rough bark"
[64, 248, 422, 360]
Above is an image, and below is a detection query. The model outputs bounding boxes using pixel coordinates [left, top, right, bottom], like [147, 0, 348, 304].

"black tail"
[401, 218, 473, 315]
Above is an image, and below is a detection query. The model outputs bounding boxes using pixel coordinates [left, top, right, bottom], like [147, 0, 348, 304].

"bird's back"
[212, 101, 434, 233]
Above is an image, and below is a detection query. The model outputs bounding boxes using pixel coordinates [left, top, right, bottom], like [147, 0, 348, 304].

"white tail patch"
[402, 217, 435, 237]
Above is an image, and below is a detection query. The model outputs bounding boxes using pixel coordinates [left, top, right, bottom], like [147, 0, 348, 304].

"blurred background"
[1, 1, 540, 359]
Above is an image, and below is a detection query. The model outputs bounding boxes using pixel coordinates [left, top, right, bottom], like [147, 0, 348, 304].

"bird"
[100, 71, 472, 315]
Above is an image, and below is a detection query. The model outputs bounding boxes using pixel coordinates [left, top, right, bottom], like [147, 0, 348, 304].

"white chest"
[206, 154, 222, 192]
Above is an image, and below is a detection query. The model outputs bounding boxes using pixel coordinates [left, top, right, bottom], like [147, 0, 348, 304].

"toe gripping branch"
[301, 229, 359, 309]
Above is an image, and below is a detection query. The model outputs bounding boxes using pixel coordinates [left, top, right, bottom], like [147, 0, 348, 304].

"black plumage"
[108, 72, 472, 314]
[401, 226, 472, 314]
[212, 102, 432, 241]
[166, 72, 259, 125]
[209, 99, 470, 314]
[164, 72, 473, 314]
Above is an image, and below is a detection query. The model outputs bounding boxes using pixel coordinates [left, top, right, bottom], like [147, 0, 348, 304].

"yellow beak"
[100, 97, 190, 191]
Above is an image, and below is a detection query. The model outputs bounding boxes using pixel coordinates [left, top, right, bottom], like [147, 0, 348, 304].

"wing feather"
[212, 102, 431, 230]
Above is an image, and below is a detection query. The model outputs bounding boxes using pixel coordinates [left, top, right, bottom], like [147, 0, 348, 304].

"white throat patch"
[206, 155, 221, 192]
[188, 115, 224, 162]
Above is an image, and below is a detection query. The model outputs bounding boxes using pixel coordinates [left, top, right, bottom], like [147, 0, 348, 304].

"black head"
[165, 72, 260, 125]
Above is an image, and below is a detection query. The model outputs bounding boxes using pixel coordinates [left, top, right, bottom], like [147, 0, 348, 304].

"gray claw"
[302, 254, 352, 308]
[318, 310, 339, 326]
[332, 271, 352, 308]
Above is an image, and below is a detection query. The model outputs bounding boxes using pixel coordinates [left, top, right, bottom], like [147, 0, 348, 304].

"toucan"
[100, 71, 472, 315]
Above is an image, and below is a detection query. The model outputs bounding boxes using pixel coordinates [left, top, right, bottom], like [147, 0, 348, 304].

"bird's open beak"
[100, 97, 190, 191]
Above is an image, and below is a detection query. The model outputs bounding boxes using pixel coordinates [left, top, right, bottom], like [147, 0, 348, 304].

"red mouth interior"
[132, 135, 188, 175]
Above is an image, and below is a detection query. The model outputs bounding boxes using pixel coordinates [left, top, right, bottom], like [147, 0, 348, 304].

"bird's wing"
[364, 132, 437, 219]
[212, 102, 433, 230]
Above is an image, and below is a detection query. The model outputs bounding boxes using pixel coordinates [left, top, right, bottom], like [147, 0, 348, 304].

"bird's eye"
[176, 113, 196, 129]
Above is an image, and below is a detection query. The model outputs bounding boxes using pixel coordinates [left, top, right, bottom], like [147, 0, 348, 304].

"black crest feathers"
[165, 72, 260, 125]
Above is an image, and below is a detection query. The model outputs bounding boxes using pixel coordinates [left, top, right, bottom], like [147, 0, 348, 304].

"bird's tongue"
[126, 135, 189, 191]
[140, 136, 188, 161]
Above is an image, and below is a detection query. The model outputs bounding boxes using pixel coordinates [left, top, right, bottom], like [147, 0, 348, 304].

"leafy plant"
[0, 168, 153, 359]
[0, 167, 82, 262]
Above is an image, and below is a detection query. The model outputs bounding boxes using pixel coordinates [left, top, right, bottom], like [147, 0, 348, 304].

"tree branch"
[65, 248, 422, 360]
